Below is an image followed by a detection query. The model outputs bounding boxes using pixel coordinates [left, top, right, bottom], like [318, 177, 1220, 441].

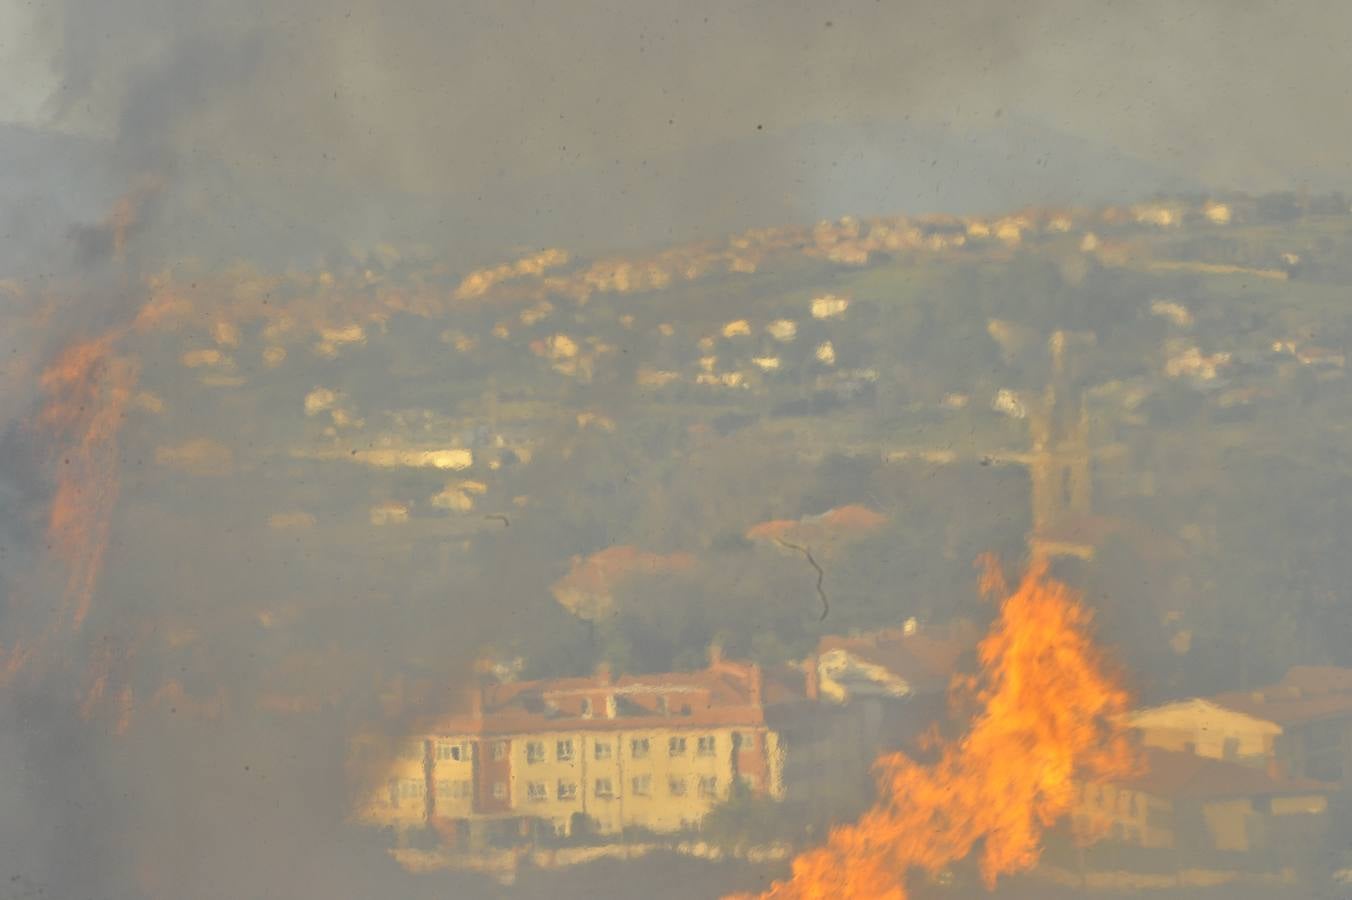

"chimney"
[707, 642, 724, 669]
[903, 616, 919, 637]
[748, 663, 762, 708]
[464, 682, 483, 719]
[594, 662, 612, 686]
[804, 656, 820, 702]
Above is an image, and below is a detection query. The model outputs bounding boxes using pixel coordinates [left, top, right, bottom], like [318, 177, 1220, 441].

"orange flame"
[734, 557, 1137, 900]
[38, 331, 139, 630]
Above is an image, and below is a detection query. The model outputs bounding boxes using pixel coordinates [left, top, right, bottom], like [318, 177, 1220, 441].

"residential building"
[352, 647, 790, 845]
[771, 619, 977, 809]
[1129, 666, 1352, 784]
[1071, 747, 1331, 855]
[809, 618, 978, 705]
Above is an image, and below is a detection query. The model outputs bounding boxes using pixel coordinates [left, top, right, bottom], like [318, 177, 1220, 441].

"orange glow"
[733, 557, 1137, 900]
[39, 333, 140, 630]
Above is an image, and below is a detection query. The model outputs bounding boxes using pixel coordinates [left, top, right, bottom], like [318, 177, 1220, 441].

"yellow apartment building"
[354, 648, 794, 843]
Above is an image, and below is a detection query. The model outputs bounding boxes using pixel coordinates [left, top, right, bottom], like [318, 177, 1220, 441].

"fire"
[733, 557, 1137, 900]
[39, 332, 140, 630]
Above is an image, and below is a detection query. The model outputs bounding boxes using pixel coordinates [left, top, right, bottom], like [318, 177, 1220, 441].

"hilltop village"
[28, 190, 1352, 891]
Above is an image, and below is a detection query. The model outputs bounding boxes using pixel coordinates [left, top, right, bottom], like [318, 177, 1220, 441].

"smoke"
[8, 0, 1352, 267]
[0, 1, 1349, 897]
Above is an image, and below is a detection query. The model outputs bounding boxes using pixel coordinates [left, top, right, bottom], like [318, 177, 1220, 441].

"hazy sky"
[5, 0, 1352, 231]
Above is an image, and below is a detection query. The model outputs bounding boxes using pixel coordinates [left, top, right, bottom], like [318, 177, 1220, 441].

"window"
[398, 778, 425, 799]
[557, 780, 578, 801]
[668, 776, 687, 797]
[739, 774, 758, 791]
[631, 775, 652, 796]
[436, 779, 471, 800]
[698, 776, 718, 798]
[594, 740, 612, 760]
[732, 731, 750, 750]
[436, 741, 467, 762]
[527, 781, 547, 803]
[492, 782, 507, 801]
[697, 735, 716, 756]
[580, 698, 592, 717]
[526, 741, 545, 764]
[491, 741, 508, 761]
[631, 737, 650, 759]
[657, 696, 669, 715]
[668, 736, 687, 757]
[595, 777, 614, 799]
[556, 739, 574, 762]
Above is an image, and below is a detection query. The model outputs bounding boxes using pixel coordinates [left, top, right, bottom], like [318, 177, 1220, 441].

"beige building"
[1072, 747, 1331, 854]
[353, 649, 795, 845]
[1129, 666, 1352, 784]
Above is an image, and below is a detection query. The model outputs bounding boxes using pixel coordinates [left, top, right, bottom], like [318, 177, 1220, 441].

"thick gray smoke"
[3, 2, 1352, 898]
[7, 0, 1352, 266]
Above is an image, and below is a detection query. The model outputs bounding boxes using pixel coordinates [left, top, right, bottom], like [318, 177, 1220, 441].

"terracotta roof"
[745, 504, 888, 545]
[422, 656, 791, 736]
[549, 545, 696, 612]
[817, 620, 979, 693]
[1120, 747, 1333, 799]
[1211, 666, 1352, 726]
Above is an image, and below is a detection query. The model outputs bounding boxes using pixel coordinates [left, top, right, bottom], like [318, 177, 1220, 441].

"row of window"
[410, 773, 759, 807]
[434, 740, 510, 762]
[435, 779, 473, 799]
[418, 732, 755, 767]
[525, 775, 721, 802]
[525, 735, 722, 764]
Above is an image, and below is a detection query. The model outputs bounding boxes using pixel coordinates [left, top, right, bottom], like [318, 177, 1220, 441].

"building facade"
[1128, 666, 1352, 785]
[1071, 747, 1331, 855]
[352, 649, 789, 844]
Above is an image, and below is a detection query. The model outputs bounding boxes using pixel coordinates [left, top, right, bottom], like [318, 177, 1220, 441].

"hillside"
[5, 191, 1341, 731]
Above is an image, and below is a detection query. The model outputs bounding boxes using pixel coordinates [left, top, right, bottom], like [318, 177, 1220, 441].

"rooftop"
[422, 651, 810, 736]
[1211, 666, 1352, 727]
[1119, 747, 1333, 799]
[816, 619, 979, 695]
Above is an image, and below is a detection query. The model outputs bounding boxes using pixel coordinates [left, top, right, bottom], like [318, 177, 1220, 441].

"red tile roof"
[745, 504, 888, 546]
[1120, 747, 1333, 799]
[1211, 666, 1352, 726]
[421, 656, 798, 736]
[550, 545, 697, 600]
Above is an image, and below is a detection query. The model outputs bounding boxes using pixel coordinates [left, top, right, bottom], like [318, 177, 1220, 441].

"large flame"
[734, 557, 1137, 900]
